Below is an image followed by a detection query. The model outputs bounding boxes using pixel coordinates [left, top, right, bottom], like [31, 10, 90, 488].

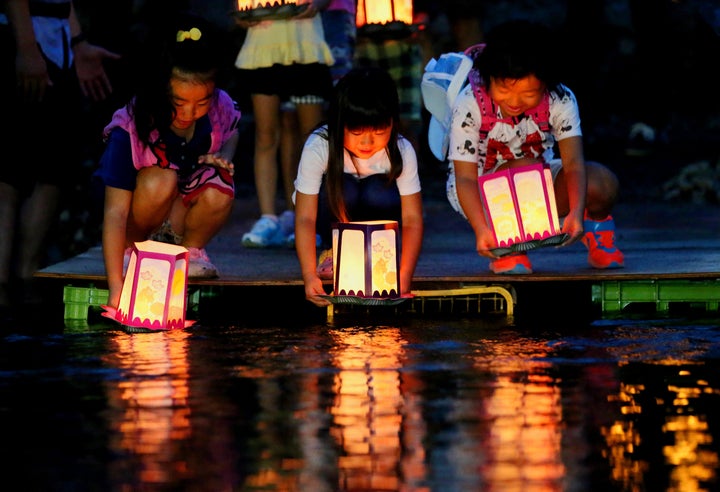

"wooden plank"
[36, 199, 720, 287]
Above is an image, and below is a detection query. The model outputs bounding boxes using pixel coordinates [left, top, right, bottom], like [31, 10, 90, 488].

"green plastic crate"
[63, 285, 109, 320]
[593, 280, 720, 313]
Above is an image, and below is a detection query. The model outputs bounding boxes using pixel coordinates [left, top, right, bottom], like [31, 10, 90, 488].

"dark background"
[56, 0, 719, 265]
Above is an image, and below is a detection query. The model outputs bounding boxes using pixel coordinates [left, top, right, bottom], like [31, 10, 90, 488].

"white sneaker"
[187, 247, 218, 278]
[242, 216, 287, 248]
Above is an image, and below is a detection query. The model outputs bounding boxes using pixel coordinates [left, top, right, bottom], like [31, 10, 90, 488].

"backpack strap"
[465, 43, 551, 139]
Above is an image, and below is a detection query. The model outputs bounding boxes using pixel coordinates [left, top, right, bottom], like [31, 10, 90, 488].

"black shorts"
[235, 62, 333, 103]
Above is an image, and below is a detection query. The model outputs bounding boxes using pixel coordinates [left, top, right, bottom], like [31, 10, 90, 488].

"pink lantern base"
[101, 306, 195, 332]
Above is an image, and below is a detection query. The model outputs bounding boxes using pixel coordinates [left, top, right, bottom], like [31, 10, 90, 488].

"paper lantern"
[356, 0, 416, 39]
[102, 240, 194, 331]
[333, 220, 400, 299]
[478, 163, 567, 256]
[234, 0, 308, 21]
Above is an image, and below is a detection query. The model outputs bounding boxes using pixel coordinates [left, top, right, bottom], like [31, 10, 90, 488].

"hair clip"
[176, 28, 202, 42]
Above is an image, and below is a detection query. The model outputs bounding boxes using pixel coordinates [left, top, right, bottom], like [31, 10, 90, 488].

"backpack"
[421, 48, 474, 162]
[421, 44, 551, 162]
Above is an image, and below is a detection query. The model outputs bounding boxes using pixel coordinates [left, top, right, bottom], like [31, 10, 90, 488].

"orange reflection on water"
[104, 330, 191, 486]
[328, 327, 426, 491]
[603, 367, 718, 491]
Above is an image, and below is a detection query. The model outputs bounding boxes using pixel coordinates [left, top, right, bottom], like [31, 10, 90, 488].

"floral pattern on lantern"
[478, 163, 568, 256]
[102, 240, 195, 331]
[332, 220, 400, 300]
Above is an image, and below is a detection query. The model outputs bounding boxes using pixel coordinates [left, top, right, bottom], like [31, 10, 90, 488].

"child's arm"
[294, 191, 330, 307]
[453, 159, 499, 259]
[6, 0, 50, 103]
[198, 130, 239, 176]
[556, 136, 587, 245]
[102, 187, 132, 308]
[399, 192, 423, 295]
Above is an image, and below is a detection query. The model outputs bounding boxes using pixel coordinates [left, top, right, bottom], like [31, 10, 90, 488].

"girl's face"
[488, 75, 545, 118]
[169, 77, 215, 132]
[343, 123, 393, 159]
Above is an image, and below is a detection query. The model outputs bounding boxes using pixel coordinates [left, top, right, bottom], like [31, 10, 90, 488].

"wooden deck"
[36, 196, 720, 318]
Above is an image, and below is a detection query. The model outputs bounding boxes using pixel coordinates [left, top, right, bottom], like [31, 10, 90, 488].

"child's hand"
[560, 213, 584, 246]
[475, 228, 499, 259]
[199, 154, 235, 176]
[305, 276, 330, 307]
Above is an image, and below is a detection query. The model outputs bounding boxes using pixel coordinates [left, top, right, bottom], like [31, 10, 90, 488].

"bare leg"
[280, 108, 300, 211]
[252, 93, 282, 216]
[0, 183, 19, 307]
[16, 183, 61, 279]
[182, 187, 234, 249]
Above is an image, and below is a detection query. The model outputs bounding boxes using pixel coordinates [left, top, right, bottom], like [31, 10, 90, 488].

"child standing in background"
[320, 0, 356, 85]
[293, 67, 424, 307]
[0, 0, 120, 314]
[95, 12, 241, 309]
[235, 1, 334, 248]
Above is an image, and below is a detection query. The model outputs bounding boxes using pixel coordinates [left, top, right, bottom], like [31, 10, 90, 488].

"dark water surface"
[2, 311, 720, 491]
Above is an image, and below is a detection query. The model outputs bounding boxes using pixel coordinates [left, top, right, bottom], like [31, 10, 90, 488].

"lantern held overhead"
[234, 0, 309, 21]
[356, 0, 417, 40]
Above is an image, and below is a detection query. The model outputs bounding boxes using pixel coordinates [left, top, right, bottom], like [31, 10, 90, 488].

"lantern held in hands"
[478, 163, 568, 256]
[102, 240, 194, 331]
[333, 220, 401, 300]
[356, 0, 417, 40]
[234, 0, 309, 21]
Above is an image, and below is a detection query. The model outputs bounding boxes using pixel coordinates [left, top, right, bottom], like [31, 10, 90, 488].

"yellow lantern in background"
[103, 240, 194, 331]
[478, 163, 567, 256]
[333, 220, 400, 299]
[356, 0, 415, 39]
[234, 0, 308, 21]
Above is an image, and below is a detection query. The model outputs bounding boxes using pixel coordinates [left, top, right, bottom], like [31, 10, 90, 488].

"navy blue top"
[95, 115, 213, 191]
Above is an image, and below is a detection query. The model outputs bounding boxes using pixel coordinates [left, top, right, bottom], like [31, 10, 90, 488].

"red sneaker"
[582, 214, 624, 269]
[489, 253, 533, 274]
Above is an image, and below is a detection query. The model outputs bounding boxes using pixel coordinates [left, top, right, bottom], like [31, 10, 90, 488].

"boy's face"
[169, 78, 215, 133]
[488, 75, 545, 118]
[343, 124, 393, 159]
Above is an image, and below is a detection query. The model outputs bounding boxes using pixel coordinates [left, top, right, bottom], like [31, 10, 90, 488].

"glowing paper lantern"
[478, 163, 567, 256]
[333, 221, 400, 299]
[103, 240, 194, 331]
[356, 0, 415, 39]
[234, 0, 308, 21]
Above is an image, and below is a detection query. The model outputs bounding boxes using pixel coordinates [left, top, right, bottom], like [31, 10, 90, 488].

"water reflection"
[1, 317, 719, 491]
[103, 330, 196, 488]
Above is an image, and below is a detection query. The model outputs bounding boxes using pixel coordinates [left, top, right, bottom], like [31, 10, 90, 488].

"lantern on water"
[333, 221, 400, 299]
[103, 240, 194, 330]
[478, 163, 566, 255]
[356, 0, 415, 39]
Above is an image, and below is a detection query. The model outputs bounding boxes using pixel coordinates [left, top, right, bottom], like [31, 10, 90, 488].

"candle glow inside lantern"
[332, 220, 400, 299]
[478, 163, 567, 256]
[356, 0, 416, 39]
[102, 240, 194, 331]
[234, 0, 308, 21]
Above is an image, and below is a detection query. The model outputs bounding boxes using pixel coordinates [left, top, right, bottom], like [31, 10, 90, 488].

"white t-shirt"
[447, 83, 583, 176]
[293, 127, 422, 202]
